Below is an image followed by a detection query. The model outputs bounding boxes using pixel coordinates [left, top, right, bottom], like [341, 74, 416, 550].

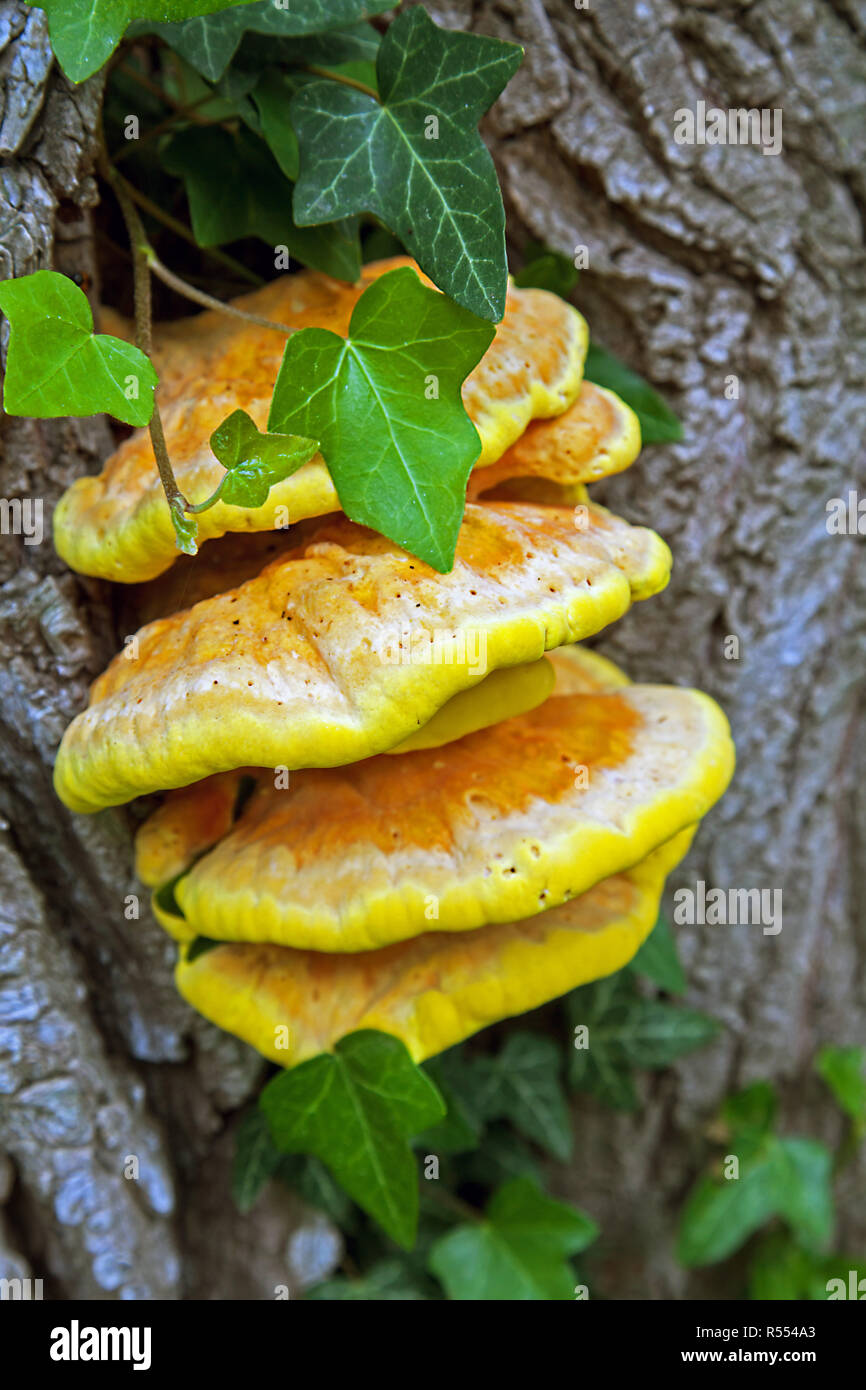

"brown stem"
[118, 62, 215, 121]
[145, 250, 295, 335]
[428, 1187, 481, 1222]
[111, 94, 224, 165]
[304, 64, 378, 99]
[98, 145, 192, 518]
[148, 399, 189, 517]
[117, 179, 263, 287]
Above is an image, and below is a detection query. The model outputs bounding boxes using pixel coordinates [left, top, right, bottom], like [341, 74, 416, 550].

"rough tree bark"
[0, 0, 863, 1299]
[0, 1, 339, 1300]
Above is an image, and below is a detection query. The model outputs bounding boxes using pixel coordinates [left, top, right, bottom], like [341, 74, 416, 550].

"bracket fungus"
[135, 660, 733, 954]
[53, 500, 671, 812]
[174, 826, 698, 1068]
[50, 262, 734, 1077]
[53, 258, 590, 583]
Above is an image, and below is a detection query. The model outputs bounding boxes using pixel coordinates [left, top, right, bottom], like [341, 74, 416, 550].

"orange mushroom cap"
[174, 826, 697, 1067]
[135, 644, 733, 953]
[53, 259, 590, 583]
[54, 500, 672, 813]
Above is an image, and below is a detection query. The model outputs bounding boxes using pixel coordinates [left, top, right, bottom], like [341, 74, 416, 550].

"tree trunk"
[1, 0, 863, 1299]
[457, 0, 865, 1297]
[0, 1, 339, 1300]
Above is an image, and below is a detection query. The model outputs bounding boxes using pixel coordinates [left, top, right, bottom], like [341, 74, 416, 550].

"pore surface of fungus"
[174, 827, 696, 1066]
[53, 258, 589, 583]
[54, 501, 672, 812]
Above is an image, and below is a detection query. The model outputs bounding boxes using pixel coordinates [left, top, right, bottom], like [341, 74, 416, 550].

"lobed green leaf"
[260, 1030, 445, 1249]
[0, 270, 157, 427]
[268, 265, 494, 571]
[291, 7, 522, 320]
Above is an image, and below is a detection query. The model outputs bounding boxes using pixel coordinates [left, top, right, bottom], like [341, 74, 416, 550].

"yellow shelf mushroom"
[53, 259, 592, 584]
[136, 661, 733, 954]
[49, 265, 734, 1079]
[53, 500, 671, 813]
[175, 826, 698, 1068]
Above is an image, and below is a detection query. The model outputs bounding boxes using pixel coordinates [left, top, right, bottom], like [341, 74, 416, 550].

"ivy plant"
[5, 4, 699, 1299]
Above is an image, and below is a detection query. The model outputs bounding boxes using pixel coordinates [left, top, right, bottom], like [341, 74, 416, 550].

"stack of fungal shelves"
[53, 259, 734, 1069]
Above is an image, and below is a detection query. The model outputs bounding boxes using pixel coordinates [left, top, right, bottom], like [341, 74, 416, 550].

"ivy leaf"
[458, 1125, 544, 1191]
[170, 499, 199, 557]
[678, 1133, 834, 1268]
[428, 1179, 597, 1301]
[418, 1057, 484, 1156]
[0, 270, 157, 427]
[268, 265, 495, 571]
[567, 978, 719, 1108]
[205, 408, 318, 509]
[513, 241, 579, 298]
[815, 1045, 866, 1127]
[677, 1141, 781, 1268]
[291, 6, 522, 320]
[473, 1033, 573, 1162]
[749, 1231, 866, 1301]
[629, 912, 686, 994]
[28, 1, 268, 83]
[250, 70, 302, 181]
[774, 1137, 834, 1251]
[260, 1030, 445, 1249]
[231, 1108, 281, 1214]
[583, 343, 684, 444]
[136, 0, 390, 82]
[722, 1080, 778, 1141]
[306, 1258, 432, 1301]
[224, 19, 381, 89]
[161, 125, 361, 281]
[603, 999, 721, 1068]
[277, 1153, 357, 1231]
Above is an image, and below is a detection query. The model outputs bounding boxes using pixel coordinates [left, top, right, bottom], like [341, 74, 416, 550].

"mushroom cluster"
[53, 258, 734, 1068]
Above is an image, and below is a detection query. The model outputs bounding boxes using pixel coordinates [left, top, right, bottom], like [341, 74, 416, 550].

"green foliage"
[260, 1030, 445, 1249]
[749, 1231, 866, 1301]
[277, 1153, 358, 1230]
[583, 343, 684, 444]
[290, 7, 522, 319]
[199, 408, 318, 510]
[565, 973, 720, 1111]
[513, 240, 579, 298]
[162, 124, 361, 280]
[231, 1107, 281, 1214]
[815, 1045, 866, 1130]
[136, 1, 389, 82]
[678, 1146, 792, 1269]
[677, 1081, 835, 1269]
[269, 265, 495, 570]
[458, 1124, 544, 1190]
[428, 1178, 597, 1300]
[721, 1079, 778, 1138]
[629, 912, 686, 994]
[465, 1032, 573, 1162]
[28, 1, 261, 83]
[0, 271, 157, 427]
[307, 1259, 433, 1301]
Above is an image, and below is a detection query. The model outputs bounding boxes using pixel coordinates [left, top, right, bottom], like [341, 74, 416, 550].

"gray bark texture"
[0, 0, 863, 1300]
[0, 1, 340, 1300]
